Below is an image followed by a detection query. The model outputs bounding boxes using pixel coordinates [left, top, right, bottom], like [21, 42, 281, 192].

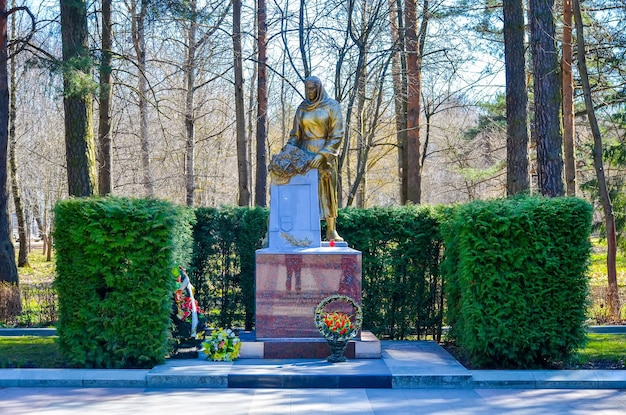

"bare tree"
[573, 0, 620, 320]
[389, 0, 408, 203]
[334, 0, 389, 206]
[299, 0, 310, 78]
[0, 0, 18, 284]
[404, 0, 429, 203]
[98, 0, 113, 195]
[562, 0, 576, 196]
[180, 0, 230, 206]
[233, 0, 250, 206]
[255, 0, 268, 207]
[184, 0, 199, 206]
[9, 6, 26, 266]
[232, 0, 250, 206]
[60, 0, 98, 197]
[129, 0, 154, 197]
[346, 55, 394, 207]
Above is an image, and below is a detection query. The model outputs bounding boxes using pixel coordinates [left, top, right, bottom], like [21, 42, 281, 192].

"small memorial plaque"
[268, 170, 321, 251]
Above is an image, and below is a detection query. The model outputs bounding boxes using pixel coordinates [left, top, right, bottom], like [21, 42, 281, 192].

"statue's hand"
[309, 154, 324, 169]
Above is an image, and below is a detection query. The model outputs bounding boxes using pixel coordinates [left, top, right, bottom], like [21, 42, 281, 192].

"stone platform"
[6, 341, 626, 390]
[238, 331, 381, 359]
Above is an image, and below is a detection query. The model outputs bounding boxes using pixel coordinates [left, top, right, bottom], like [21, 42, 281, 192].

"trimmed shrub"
[54, 197, 193, 368]
[442, 196, 592, 368]
[339, 205, 444, 340]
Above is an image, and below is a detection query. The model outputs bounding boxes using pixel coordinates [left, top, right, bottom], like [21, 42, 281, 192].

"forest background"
[0, 0, 625, 317]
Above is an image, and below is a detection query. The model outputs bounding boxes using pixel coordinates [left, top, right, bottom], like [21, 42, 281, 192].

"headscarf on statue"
[298, 76, 332, 111]
[268, 76, 324, 183]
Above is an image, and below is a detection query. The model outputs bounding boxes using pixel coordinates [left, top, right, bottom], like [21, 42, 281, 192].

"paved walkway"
[3, 341, 626, 413]
[2, 387, 626, 414]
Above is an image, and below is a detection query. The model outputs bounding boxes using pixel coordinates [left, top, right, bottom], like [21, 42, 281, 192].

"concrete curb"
[2, 366, 625, 390]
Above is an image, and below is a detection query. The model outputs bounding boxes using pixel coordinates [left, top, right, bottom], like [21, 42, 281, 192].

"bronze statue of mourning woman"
[270, 76, 344, 242]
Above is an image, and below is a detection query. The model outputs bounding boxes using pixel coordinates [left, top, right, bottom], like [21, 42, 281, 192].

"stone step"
[238, 330, 381, 359]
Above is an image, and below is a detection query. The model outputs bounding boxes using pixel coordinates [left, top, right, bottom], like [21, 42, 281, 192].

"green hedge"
[54, 197, 193, 368]
[338, 206, 444, 339]
[442, 196, 592, 368]
[190, 206, 267, 331]
[52, 196, 592, 367]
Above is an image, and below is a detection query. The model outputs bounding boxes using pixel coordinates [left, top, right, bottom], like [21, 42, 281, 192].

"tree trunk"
[347, 55, 391, 208]
[60, 0, 97, 197]
[529, 0, 564, 197]
[354, 2, 368, 208]
[349, 44, 368, 208]
[184, 0, 197, 206]
[562, 0, 576, 196]
[573, 0, 620, 320]
[32, 203, 47, 257]
[35, 194, 52, 261]
[404, 0, 428, 204]
[131, 0, 153, 197]
[247, 47, 256, 199]
[233, 0, 250, 206]
[0, 0, 18, 285]
[333, 0, 368, 206]
[503, 0, 529, 196]
[98, 0, 112, 196]
[8, 14, 27, 267]
[299, 0, 309, 78]
[255, 0, 268, 207]
[389, 0, 408, 204]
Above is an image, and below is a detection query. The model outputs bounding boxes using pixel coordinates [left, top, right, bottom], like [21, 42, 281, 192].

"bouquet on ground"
[201, 328, 241, 361]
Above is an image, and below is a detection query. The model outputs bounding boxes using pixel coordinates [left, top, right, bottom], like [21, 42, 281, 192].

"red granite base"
[263, 338, 355, 359]
[239, 331, 381, 359]
[255, 248, 362, 339]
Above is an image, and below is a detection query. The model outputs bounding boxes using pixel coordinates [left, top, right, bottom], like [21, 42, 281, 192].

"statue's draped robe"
[287, 77, 344, 219]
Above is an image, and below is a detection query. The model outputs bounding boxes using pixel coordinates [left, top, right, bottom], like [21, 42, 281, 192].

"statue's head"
[304, 76, 323, 103]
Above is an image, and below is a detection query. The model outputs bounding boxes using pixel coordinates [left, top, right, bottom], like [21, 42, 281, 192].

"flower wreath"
[172, 266, 204, 339]
[314, 294, 363, 343]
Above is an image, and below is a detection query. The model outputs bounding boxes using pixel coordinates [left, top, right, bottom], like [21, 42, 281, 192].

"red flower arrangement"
[315, 294, 362, 343]
[322, 311, 354, 337]
[174, 287, 203, 323]
[172, 266, 206, 340]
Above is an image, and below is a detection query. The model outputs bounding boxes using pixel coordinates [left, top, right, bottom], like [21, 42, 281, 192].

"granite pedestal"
[256, 247, 361, 338]
[253, 170, 380, 358]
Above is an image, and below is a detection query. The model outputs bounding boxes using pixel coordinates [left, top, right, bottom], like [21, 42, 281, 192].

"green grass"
[587, 238, 626, 286]
[573, 334, 626, 368]
[0, 336, 67, 368]
[17, 249, 55, 285]
[588, 250, 626, 288]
